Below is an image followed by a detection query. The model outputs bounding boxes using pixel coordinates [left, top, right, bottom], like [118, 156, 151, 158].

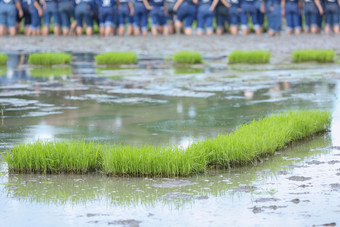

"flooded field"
[1, 36, 340, 226]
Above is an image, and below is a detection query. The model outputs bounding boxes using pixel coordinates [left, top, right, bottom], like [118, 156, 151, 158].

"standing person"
[226, 0, 241, 35]
[166, 0, 176, 33]
[267, 0, 282, 35]
[282, 0, 302, 34]
[196, 0, 215, 35]
[58, 0, 75, 35]
[173, 0, 198, 35]
[134, 0, 149, 35]
[240, 0, 264, 35]
[212, 0, 230, 35]
[302, 0, 318, 33]
[0, 0, 23, 36]
[118, 0, 134, 36]
[19, 0, 32, 35]
[27, 0, 43, 35]
[97, 0, 117, 36]
[75, 0, 96, 35]
[144, 0, 169, 36]
[41, 0, 61, 35]
[315, 0, 340, 34]
[255, 0, 265, 32]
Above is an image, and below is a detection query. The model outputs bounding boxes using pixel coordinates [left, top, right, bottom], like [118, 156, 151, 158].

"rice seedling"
[95, 52, 138, 65]
[0, 54, 8, 65]
[228, 50, 271, 64]
[187, 110, 331, 168]
[292, 49, 336, 63]
[30, 67, 72, 77]
[28, 52, 72, 66]
[3, 110, 331, 177]
[172, 51, 203, 64]
[4, 140, 103, 174]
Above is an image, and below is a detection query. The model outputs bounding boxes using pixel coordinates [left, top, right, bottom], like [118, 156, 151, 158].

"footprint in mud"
[330, 183, 340, 191]
[328, 160, 340, 165]
[255, 198, 280, 203]
[287, 176, 312, 182]
[306, 160, 325, 165]
[108, 219, 142, 226]
[250, 205, 287, 214]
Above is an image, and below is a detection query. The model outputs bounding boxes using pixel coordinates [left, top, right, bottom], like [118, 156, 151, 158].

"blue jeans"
[29, 5, 41, 30]
[0, 3, 17, 28]
[150, 6, 167, 27]
[58, 0, 74, 29]
[197, 4, 214, 32]
[267, 4, 281, 32]
[285, 3, 301, 30]
[325, 3, 339, 27]
[215, 5, 228, 29]
[44, 2, 60, 26]
[304, 3, 317, 29]
[229, 6, 240, 26]
[134, 2, 148, 31]
[119, 3, 133, 26]
[176, 2, 196, 28]
[99, 6, 116, 27]
[240, 3, 258, 29]
[75, 3, 93, 28]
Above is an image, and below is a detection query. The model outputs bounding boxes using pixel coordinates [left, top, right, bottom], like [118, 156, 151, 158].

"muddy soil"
[1, 34, 340, 64]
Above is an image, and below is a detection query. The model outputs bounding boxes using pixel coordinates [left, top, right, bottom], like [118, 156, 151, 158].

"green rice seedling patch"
[28, 52, 72, 66]
[173, 51, 203, 64]
[30, 67, 72, 77]
[0, 54, 8, 65]
[292, 49, 336, 63]
[95, 52, 138, 65]
[228, 50, 271, 64]
[3, 110, 331, 177]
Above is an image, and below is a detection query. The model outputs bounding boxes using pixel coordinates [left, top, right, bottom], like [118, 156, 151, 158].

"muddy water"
[0, 52, 340, 226]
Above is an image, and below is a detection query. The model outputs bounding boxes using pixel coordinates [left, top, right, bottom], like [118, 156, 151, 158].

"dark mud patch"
[277, 171, 289, 175]
[86, 213, 110, 218]
[291, 199, 300, 204]
[287, 176, 312, 182]
[250, 205, 288, 214]
[328, 160, 340, 165]
[163, 192, 194, 200]
[108, 219, 142, 226]
[306, 160, 325, 165]
[152, 180, 196, 188]
[328, 146, 340, 150]
[330, 183, 340, 191]
[313, 223, 337, 226]
[255, 198, 280, 203]
[232, 185, 257, 193]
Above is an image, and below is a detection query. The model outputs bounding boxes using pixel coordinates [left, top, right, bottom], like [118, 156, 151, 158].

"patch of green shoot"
[28, 52, 72, 66]
[228, 50, 271, 64]
[95, 52, 138, 65]
[172, 51, 203, 64]
[292, 49, 336, 63]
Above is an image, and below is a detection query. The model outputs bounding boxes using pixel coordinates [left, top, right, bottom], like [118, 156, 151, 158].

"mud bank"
[1, 35, 340, 64]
